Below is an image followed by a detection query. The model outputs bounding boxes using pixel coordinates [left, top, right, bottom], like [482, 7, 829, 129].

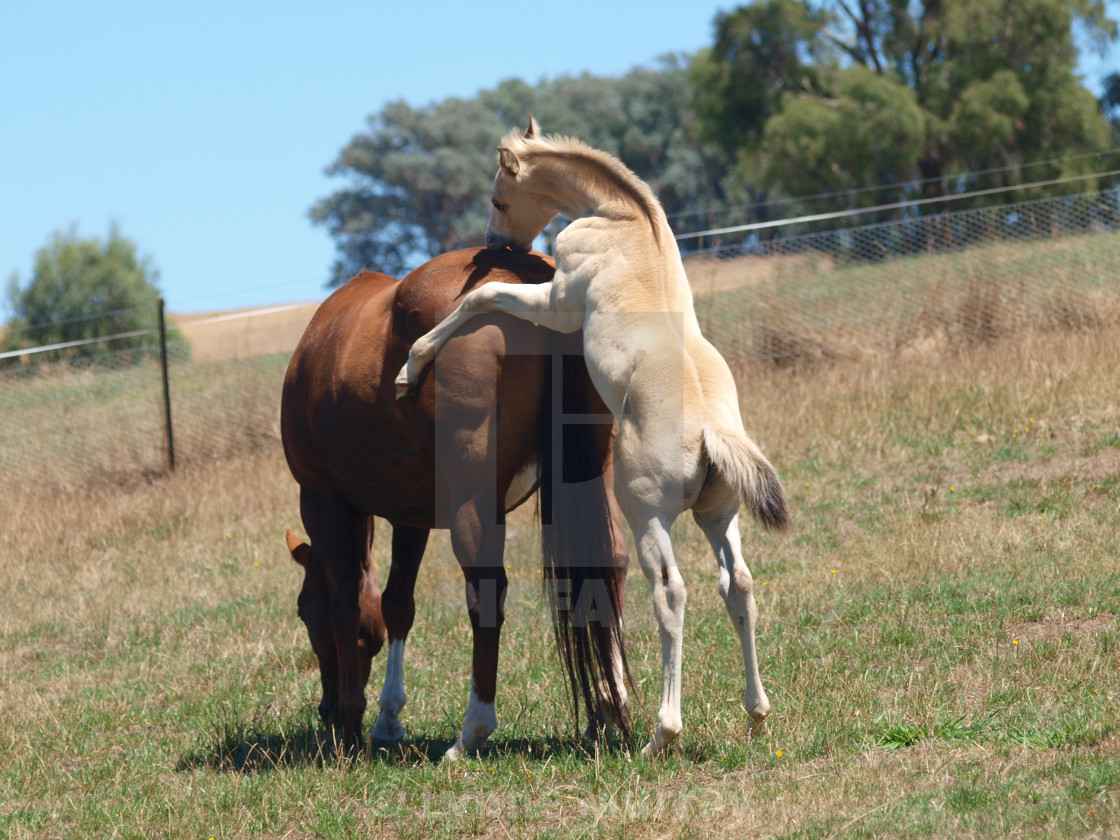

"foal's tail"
[701, 424, 789, 531]
[538, 354, 632, 738]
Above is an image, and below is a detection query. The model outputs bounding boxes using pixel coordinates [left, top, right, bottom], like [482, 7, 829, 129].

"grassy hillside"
[1, 323, 1116, 838]
[171, 303, 320, 364]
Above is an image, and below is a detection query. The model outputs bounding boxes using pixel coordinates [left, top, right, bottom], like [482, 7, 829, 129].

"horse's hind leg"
[693, 510, 771, 736]
[372, 525, 429, 743]
[446, 496, 507, 760]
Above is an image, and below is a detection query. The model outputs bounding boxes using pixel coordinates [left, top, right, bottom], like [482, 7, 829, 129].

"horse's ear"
[498, 146, 520, 176]
[524, 115, 540, 139]
[286, 528, 312, 567]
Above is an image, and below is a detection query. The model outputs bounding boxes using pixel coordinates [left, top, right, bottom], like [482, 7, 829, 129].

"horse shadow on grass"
[176, 718, 630, 774]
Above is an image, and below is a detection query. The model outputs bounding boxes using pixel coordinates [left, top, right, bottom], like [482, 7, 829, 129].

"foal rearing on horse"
[398, 118, 788, 757]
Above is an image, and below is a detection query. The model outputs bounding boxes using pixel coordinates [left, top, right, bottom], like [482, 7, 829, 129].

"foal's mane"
[502, 129, 663, 247]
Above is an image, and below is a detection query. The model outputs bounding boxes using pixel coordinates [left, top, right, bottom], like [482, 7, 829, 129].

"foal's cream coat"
[398, 119, 788, 757]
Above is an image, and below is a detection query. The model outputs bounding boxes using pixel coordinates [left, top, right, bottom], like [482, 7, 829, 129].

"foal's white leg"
[371, 639, 407, 742]
[693, 511, 771, 735]
[631, 514, 687, 758]
[583, 643, 630, 743]
[395, 280, 582, 398]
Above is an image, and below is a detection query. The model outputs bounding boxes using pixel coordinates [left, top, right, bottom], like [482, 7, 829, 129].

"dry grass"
[684, 252, 835, 296]
[2, 319, 1118, 838]
[172, 303, 320, 363]
[688, 228, 1120, 367]
[2, 233, 1119, 836]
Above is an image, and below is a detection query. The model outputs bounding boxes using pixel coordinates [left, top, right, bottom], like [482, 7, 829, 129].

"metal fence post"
[158, 298, 175, 472]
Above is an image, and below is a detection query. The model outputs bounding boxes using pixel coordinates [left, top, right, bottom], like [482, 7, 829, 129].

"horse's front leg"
[371, 525, 429, 743]
[396, 280, 580, 399]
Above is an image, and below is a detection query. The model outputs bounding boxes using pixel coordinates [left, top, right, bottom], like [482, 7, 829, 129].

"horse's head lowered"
[486, 116, 559, 252]
[285, 529, 386, 726]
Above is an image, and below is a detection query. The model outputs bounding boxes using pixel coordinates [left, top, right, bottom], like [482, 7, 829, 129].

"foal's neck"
[535, 153, 663, 238]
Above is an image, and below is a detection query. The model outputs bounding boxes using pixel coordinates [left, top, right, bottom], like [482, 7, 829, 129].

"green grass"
[0, 350, 290, 489]
[2, 325, 1119, 838]
[2, 233, 1120, 838]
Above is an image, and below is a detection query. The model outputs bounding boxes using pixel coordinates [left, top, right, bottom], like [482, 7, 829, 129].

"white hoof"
[394, 365, 415, 400]
[444, 684, 496, 760]
[747, 702, 770, 738]
[444, 735, 484, 761]
[639, 719, 681, 759]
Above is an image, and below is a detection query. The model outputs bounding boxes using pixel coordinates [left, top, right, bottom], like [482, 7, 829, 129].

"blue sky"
[2, 1, 1118, 316]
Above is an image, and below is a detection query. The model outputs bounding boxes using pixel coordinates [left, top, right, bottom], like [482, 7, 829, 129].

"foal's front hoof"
[639, 716, 682, 759]
[394, 366, 416, 400]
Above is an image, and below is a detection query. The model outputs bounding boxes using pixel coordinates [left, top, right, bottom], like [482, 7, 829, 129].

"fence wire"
[687, 188, 1120, 365]
[1, 189, 1118, 492]
[0, 307, 313, 493]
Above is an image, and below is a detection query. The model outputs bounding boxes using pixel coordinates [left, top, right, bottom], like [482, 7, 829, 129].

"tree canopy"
[698, 0, 1117, 212]
[312, 0, 1118, 281]
[311, 57, 730, 284]
[3, 226, 181, 366]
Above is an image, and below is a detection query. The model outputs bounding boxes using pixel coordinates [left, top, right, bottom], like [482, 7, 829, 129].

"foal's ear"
[524, 115, 540, 139]
[498, 146, 520, 176]
[286, 528, 312, 567]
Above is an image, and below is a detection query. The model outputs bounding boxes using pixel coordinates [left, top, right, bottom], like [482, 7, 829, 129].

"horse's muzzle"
[485, 229, 530, 252]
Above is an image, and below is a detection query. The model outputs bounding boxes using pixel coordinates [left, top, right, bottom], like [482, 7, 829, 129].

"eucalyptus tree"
[313, 57, 727, 284]
[693, 0, 1117, 213]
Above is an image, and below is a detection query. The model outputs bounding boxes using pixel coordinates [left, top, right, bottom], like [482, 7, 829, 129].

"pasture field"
[1, 319, 1118, 839]
[688, 229, 1120, 365]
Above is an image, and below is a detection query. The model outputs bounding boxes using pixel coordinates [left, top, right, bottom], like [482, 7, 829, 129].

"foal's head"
[485, 116, 558, 252]
[286, 529, 386, 725]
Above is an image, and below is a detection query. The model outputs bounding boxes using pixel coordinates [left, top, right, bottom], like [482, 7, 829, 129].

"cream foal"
[397, 118, 788, 757]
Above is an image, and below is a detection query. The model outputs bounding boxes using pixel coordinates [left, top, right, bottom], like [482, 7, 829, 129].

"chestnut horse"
[281, 247, 631, 758]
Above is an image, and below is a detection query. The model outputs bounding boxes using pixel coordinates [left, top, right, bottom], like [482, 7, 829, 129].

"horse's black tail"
[538, 351, 631, 739]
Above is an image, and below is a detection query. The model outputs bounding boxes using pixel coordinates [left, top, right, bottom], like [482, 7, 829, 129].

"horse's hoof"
[444, 734, 488, 761]
[747, 703, 770, 738]
[582, 721, 620, 744]
[371, 717, 405, 744]
[444, 739, 475, 761]
[639, 739, 661, 760]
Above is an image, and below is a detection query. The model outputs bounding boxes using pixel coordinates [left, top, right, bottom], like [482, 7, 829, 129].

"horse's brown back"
[281, 248, 558, 527]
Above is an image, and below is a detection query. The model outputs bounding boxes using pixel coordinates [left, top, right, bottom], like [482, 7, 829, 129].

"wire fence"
[2, 188, 1118, 492]
[687, 187, 1120, 365]
[0, 306, 315, 493]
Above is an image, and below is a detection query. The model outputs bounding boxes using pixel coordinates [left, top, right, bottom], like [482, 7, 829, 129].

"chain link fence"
[686, 188, 1120, 365]
[2, 188, 1118, 492]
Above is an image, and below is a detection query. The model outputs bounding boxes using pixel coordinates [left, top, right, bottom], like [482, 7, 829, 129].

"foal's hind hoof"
[747, 705, 771, 738]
